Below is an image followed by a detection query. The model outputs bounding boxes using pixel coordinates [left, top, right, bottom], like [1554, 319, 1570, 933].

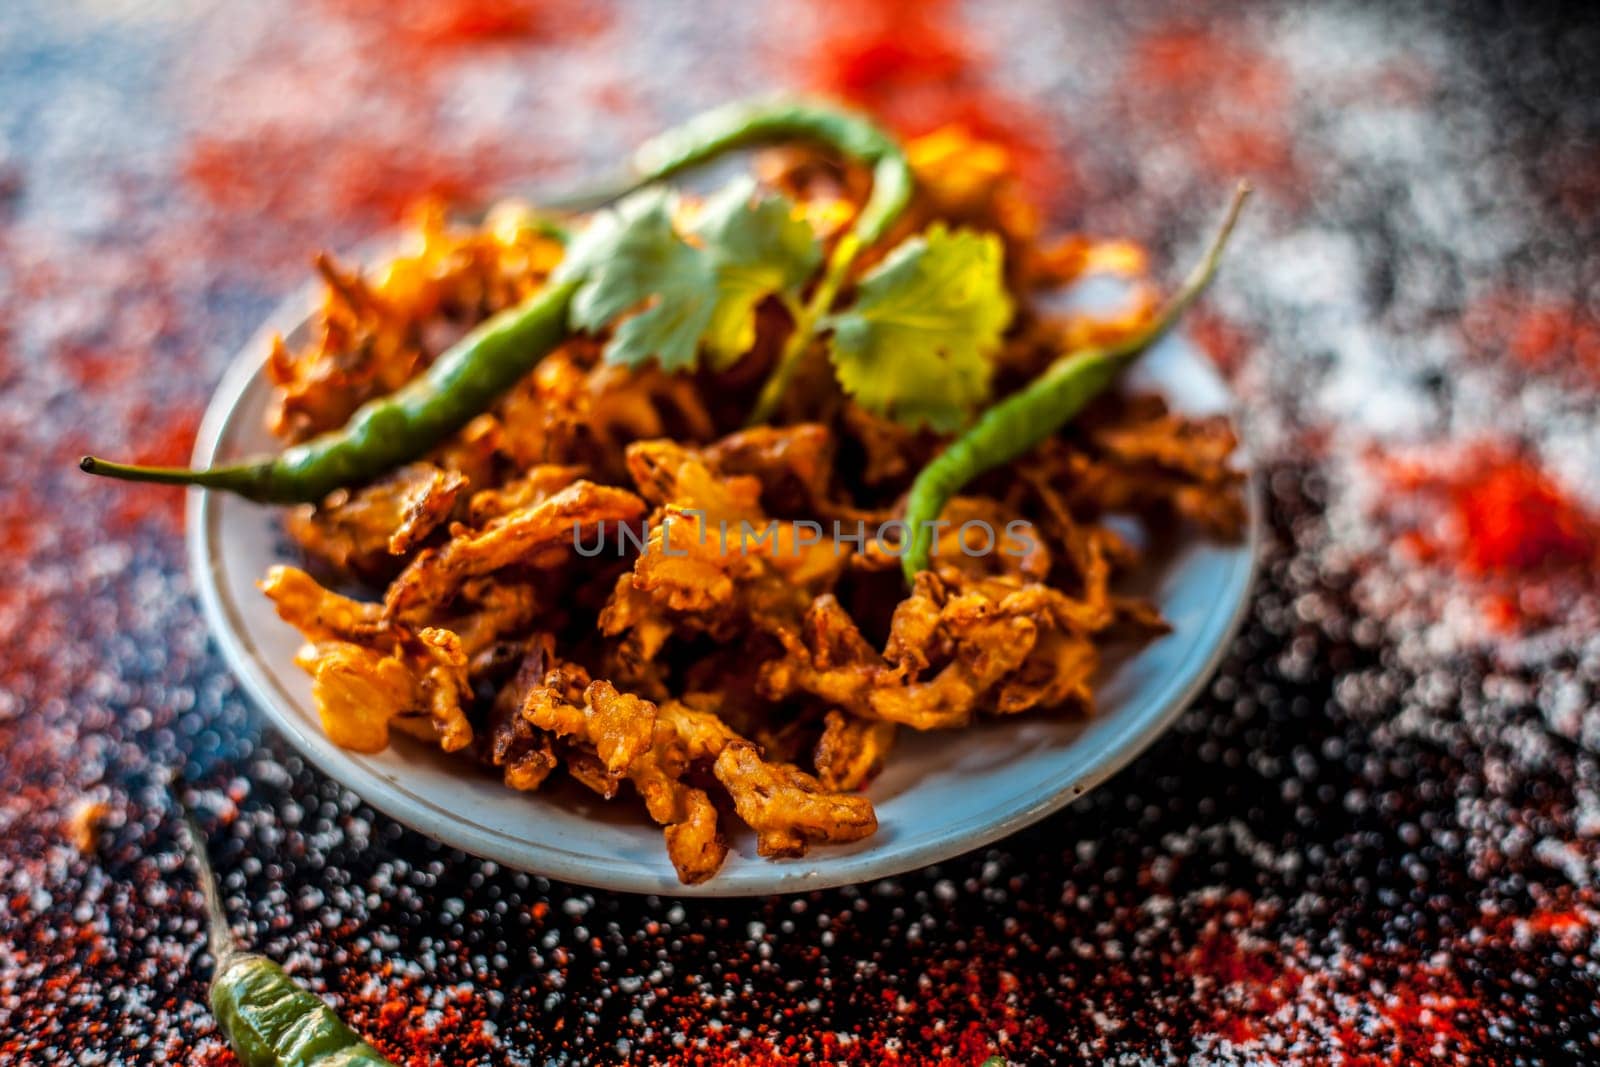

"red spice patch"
[1383, 445, 1597, 575]
[1186, 307, 1255, 376]
[1464, 292, 1600, 380]
[1169, 892, 1303, 1046]
[319, 0, 606, 49]
[1356, 961, 1483, 1065]
[185, 130, 489, 231]
[1378, 442, 1598, 628]
[100, 407, 204, 535]
[1127, 23, 1298, 188]
[1452, 456, 1594, 576]
[794, 0, 1073, 205]
[180, 1, 598, 256]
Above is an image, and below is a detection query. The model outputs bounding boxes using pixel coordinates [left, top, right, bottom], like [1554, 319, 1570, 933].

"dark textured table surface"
[3, 1, 1600, 1063]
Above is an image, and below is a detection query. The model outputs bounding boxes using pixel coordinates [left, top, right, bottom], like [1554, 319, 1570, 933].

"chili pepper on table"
[78, 99, 911, 503]
[179, 808, 398, 1066]
[900, 183, 1251, 584]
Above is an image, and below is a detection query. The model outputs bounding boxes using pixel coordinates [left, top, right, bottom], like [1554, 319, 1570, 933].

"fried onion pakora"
[257, 131, 1247, 883]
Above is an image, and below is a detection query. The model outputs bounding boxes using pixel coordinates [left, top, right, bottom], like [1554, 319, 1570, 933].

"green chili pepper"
[82, 279, 580, 503]
[901, 184, 1251, 584]
[180, 810, 398, 1067]
[79, 99, 911, 502]
[625, 97, 913, 248]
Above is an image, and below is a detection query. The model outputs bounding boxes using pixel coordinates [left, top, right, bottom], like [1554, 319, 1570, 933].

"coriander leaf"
[825, 224, 1013, 431]
[556, 188, 718, 372]
[554, 182, 820, 373]
[692, 177, 822, 368]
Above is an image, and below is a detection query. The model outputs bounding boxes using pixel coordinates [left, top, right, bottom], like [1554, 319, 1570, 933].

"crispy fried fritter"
[465, 464, 586, 526]
[598, 441, 840, 677]
[485, 640, 560, 791]
[286, 462, 467, 581]
[701, 423, 859, 519]
[522, 661, 657, 778]
[385, 480, 646, 620]
[492, 350, 716, 482]
[714, 740, 878, 858]
[398, 627, 474, 752]
[565, 748, 622, 800]
[261, 564, 388, 642]
[270, 202, 565, 442]
[296, 640, 413, 753]
[441, 578, 541, 660]
[619, 701, 735, 884]
[265, 565, 475, 752]
[813, 710, 895, 791]
[762, 572, 1109, 731]
[1061, 395, 1247, 538]
[292, 633, 472, 754]
[662, 788, 727, 884]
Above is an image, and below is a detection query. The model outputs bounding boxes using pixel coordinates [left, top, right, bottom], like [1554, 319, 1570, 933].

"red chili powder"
[318, 0, 606, 49]
[1128, 24, 1296, 185]
[795, 0, 1072, 203]
[1380, 443, 1598, 627]
[1464, 293, 1600, 379]
[1448, 451, 1594, 576]
[1170, 894, 1303, 1046]
[1186, 307, 1254, 376]
[97, 407, 203, 534]
[183, 1, 599, 240]
[185, 130, 489, 230]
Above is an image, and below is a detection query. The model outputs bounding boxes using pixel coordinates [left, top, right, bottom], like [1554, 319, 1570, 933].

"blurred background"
[2, 1, 1599, 1062]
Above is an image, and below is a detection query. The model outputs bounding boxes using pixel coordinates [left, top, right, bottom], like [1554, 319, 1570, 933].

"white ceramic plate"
[188, 288, 1259, 897]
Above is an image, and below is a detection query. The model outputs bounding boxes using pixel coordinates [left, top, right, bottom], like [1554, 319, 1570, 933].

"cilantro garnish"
[557, 180, 820, 372]
[826, 225, 1012, 431]
[558, 180, 1011, 431]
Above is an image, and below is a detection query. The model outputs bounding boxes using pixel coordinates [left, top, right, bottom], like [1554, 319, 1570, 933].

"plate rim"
[187, 285, 1261, 897]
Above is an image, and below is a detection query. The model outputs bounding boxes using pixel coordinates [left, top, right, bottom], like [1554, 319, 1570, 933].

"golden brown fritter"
[761, 573, 1110, 731]
[260, 563, 388, 642]
[384, 480, 646, 620]
[813, 710, 896, 792]
[269, 203, 566, 442]
[293, 631, 472, 755]
[286, 462, 468, 581]
[485, 639, 561, 792]
[714, 741, 878, 858]
[522, 671, 657, 778]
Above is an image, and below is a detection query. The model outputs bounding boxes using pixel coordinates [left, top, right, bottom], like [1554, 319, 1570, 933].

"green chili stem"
[79, 456, 275, 497]
[901, 183, 1252, 584]
[178, 808, 242, 971]
[749, 232, 861, 424]
[177, 797, 398, 1067]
